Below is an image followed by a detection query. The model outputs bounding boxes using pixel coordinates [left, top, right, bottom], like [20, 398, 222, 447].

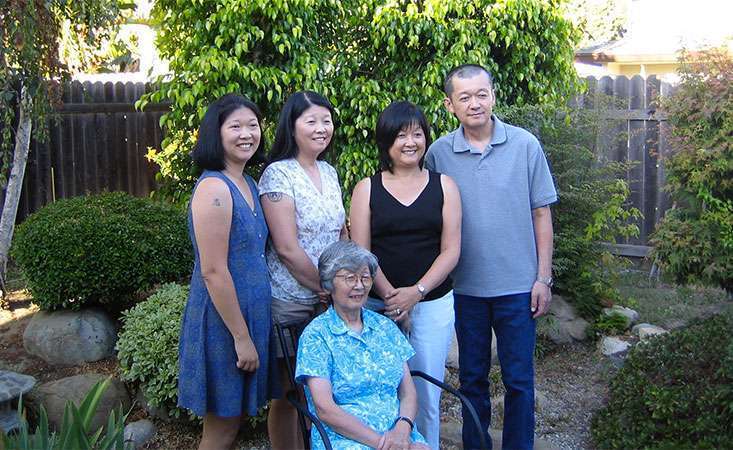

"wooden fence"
[574, 75, 676, 252]
[2, 76, 677, 249]
[0, 80, 167, 224]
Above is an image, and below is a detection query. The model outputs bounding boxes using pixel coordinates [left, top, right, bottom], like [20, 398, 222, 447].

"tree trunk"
[0, 85, 33, 289]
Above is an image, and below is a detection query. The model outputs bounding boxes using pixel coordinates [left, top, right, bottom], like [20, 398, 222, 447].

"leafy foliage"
[141, 0, 581, 204]
[11, 192, 192, 311]
[117, 283, 189, 419]
[498, 104, 640, 318]
[0, 0, 123, 185]
[1, 378, 131, 450]
[591, 314, 733, 449]
[650, 48, 733, 294]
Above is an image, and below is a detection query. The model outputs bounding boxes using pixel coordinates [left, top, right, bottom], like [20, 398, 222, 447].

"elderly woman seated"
[295, 240, 430, 450]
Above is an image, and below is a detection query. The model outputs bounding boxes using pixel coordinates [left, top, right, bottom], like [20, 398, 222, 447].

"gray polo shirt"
[426, 115, 557, 298]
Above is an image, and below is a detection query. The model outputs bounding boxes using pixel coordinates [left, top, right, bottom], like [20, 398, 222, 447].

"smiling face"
[220, 106, 261, 167]
[387, 122, 426, 170]
[330, 266, 372, 314]
[444, 71, 495, 131]
[293, 105, 334, 159]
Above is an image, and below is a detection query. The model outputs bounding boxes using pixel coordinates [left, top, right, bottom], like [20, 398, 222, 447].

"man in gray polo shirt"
[425, 64, 556, 450]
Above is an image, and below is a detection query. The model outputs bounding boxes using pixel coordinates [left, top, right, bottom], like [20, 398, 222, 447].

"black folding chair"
[274, 319, 332, 450]
[275, 321, 487, 450]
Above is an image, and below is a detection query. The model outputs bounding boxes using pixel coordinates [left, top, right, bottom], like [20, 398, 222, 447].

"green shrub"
[11, 192, 192, 311]
[2, 378, 131, 450]
[591, 314, 733, 449]
[591, 312, 628, 336]
[498, 104, 640, 318]
[141, 0, 580, 204]
[650, 47, 733, 295]
[117, 283, 189, 419]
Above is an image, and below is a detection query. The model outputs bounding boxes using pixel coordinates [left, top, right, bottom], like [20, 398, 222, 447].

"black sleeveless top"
[369, 171, 452, 301]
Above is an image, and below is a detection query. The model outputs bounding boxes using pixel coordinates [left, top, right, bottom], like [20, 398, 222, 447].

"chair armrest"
[285, 389, 333, 450]
[410, 370, 488, 450]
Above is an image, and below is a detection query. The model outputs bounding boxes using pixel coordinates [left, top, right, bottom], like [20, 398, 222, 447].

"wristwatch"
[394, 416, 414, 431]
[416, 283, 427, 299]
[536, 276, 553, 288]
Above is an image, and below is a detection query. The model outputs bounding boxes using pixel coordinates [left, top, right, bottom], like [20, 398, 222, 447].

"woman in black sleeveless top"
[349, 101, 462, 449]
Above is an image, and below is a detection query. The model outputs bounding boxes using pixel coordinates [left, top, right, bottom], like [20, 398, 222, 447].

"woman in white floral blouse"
[259, 91, 348, 449]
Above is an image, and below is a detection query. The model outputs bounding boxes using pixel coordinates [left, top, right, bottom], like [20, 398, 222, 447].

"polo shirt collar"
[452, 114, 508, 154]
[325, 305, 375, 337]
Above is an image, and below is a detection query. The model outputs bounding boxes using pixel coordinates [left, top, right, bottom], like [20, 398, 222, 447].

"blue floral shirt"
[295, 306, 427, 449]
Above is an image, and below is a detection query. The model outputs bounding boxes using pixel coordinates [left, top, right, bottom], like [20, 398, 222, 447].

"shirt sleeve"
[295, 325, 333, 384]
[528, 140, 558, 209]
[425, 145, 437, 171]
[258, 163, 294, 199]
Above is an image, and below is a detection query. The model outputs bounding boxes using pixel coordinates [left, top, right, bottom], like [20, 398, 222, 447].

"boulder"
[632, 323, 668, 340]
[28, 373, 131, 431]
[124, 419, 156, 449]
[23, 308, 117, 366]
[602, 305, 640, 329]
[446, 328, 499, 369]
[600, 336, 631, 356]
[545, 296, 590, 344]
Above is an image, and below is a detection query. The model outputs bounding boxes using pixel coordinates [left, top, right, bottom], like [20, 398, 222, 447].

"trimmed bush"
[11, 192, 192, 311]
[117, 283, 188, 419]
[591, 314, 733, 449]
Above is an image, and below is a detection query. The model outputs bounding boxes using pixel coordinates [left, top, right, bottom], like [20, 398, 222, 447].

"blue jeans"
[454, 292, 535, 450]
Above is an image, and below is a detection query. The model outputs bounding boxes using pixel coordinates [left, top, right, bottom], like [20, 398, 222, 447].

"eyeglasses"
[334, 273, 373, 287]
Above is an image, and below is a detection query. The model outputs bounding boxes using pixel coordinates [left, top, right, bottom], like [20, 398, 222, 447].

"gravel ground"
[440, 340, 612, 450]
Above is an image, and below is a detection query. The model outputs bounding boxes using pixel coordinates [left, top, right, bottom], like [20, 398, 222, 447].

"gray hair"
[318, 240, 378, 292]
[443, 64, 494, 96]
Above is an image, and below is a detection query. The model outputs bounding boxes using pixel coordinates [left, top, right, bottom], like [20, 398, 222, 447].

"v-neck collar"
[379, 171, 430, 208]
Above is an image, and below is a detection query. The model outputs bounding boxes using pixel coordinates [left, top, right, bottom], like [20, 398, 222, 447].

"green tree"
[0, 0, 124, 287]
[142, 0, 581, 203]
[650, 48, 733, 295]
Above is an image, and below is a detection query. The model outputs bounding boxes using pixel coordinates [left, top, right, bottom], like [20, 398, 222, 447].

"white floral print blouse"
[259, 158, 345, 304]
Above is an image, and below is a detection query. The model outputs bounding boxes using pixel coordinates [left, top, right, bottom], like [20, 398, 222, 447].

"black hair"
[375, 101, 432, 173]
[443, 64, 494, 97]
[191, 93, 266, 171]
[266, 90, 336, 165]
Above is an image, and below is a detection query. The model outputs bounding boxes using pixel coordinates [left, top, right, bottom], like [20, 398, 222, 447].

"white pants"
[407, 290, 455, 450]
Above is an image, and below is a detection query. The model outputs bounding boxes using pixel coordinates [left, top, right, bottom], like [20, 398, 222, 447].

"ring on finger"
[396, 308, 401, 315]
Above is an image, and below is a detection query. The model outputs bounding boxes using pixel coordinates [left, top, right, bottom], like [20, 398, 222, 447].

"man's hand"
[530, 281, 551, 319]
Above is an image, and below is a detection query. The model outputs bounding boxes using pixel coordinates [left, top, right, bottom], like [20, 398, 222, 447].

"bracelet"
[393, 416, 414, 430]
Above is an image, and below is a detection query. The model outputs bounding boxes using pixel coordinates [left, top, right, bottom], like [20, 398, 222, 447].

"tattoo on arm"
[266, 192, 283, 202]
[212, 198, 222, 207]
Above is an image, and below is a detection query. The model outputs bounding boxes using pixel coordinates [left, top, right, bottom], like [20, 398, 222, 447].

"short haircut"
[443, 64, 494, 97]
[319, 240, 378, 292]
[267, 91, 336, 166]
[191, 93, 266, 171]
[375, 101, 432, 173]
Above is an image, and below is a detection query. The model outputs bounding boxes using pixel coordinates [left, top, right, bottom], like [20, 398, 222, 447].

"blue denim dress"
[178, 170, 277, 417]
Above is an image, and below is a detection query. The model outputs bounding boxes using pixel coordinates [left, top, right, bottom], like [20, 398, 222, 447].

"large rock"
[600, 336, 631, 356]
[28, 373, 131, 432]
[602, 305, 640, 329]
[545, 296, 590, 344]
[440, 420, 559, 449]
[124, 419, 156, 449]
[23, 308, 117, 366]
[446, 329, 499, 369]
[632, 323, 668, 341]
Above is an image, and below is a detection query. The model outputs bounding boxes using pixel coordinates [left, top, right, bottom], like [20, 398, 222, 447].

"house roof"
[575, 0, 733, 64]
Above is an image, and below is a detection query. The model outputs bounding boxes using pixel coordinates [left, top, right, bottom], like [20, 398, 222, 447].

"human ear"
[443, 97, 455, 114]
